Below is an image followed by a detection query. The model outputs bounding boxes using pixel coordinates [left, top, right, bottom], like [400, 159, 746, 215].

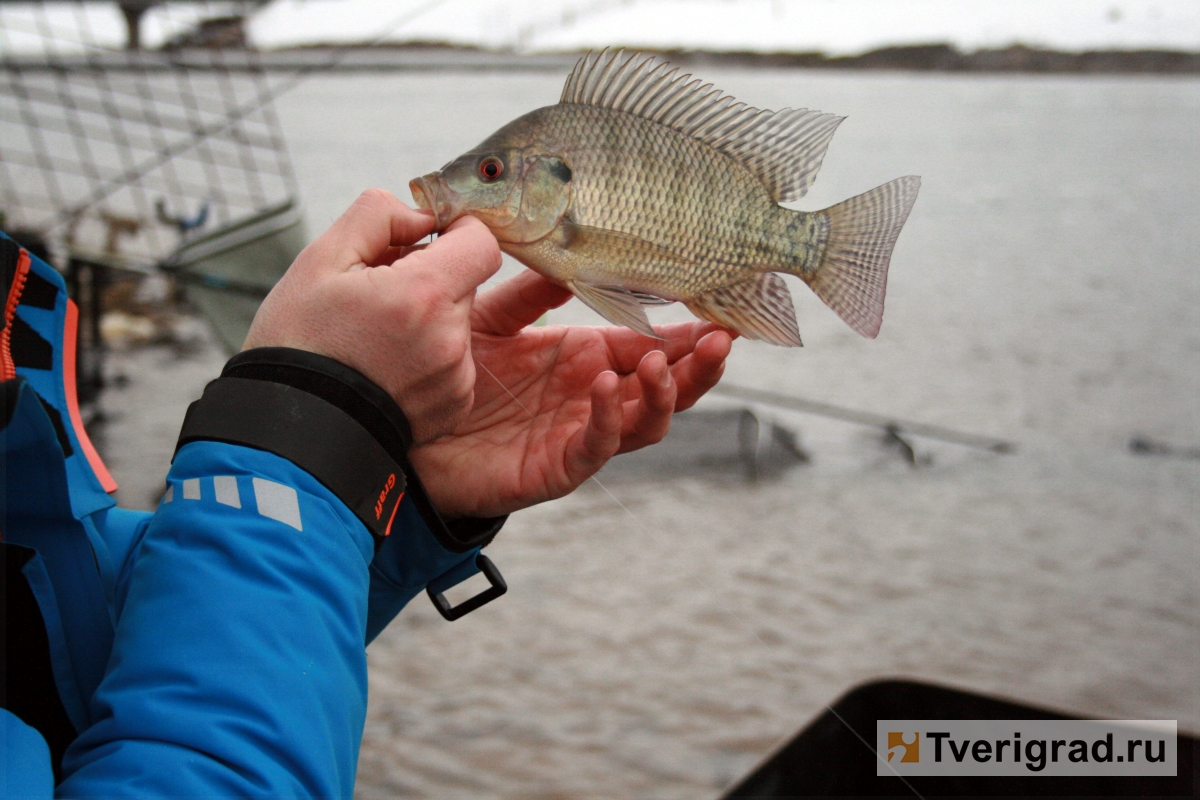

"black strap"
[177, 377, 406, 545]
[221, 348, 413, 459]
[176, 348, 505, 553]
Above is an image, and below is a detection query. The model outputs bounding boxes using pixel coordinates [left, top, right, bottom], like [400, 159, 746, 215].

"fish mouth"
[409, 174, 461, 232]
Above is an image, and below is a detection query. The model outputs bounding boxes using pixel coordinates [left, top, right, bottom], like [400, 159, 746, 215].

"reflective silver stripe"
[163, 485, 174, 503]
[213, 475, 241, 508]
[182, 478, 201, 500]
[252, 478, 302, 531]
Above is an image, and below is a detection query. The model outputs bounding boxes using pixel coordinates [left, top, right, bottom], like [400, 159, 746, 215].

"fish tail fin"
[804, 176, 920, 339]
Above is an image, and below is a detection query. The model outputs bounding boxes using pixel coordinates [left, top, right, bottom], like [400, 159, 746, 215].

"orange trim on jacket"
[2, 248, 31, 380]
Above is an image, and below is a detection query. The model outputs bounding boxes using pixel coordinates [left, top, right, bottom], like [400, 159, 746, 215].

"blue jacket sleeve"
[82, 482, 480, 649]
[54, 439, 486, 798]
[57, 441, 375, 799]
[3, 711, 54, 800]
[365, 498, 481, 643]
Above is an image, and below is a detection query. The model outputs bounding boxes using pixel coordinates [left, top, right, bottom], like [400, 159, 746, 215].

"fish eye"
[478, 156, 504, 182]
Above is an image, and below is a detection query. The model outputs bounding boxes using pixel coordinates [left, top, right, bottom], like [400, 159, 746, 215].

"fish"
[410, 49, 920, 346]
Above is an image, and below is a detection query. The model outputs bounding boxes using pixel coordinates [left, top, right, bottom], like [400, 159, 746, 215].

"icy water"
[99, 70, 1199, 798]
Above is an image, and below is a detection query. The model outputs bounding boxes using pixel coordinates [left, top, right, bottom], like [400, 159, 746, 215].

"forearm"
[56, 334, 520, 796]
[365, 494, 504, 643]
[59, 443, 373, 798]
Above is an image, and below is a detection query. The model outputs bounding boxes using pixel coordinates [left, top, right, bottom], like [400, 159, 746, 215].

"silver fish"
[411, 49, 920, 345]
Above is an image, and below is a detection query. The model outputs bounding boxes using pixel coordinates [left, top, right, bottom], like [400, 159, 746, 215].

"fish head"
[411, 120, 573, 244]
[409, 146, 520, 234]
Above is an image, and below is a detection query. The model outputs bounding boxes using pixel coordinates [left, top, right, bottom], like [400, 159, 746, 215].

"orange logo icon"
[887, 732, 920, 763]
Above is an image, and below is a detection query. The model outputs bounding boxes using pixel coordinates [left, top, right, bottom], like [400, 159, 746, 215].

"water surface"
[106, 69, 1200, 798]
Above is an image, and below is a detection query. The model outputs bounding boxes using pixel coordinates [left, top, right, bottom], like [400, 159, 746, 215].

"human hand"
[243, 189, 501, 444]
[408, 271, 734, 518]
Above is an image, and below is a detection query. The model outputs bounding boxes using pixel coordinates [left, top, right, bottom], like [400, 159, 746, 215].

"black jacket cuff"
[176, 347, 503, 553]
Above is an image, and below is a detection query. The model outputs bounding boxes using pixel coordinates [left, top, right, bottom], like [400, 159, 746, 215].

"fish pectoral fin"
[569, 281, 662, 339]
[686, 273, 802, 347]
[548, 221, 682, 336]
[561, 219, 694, 270]
[631, 291, 674, 307]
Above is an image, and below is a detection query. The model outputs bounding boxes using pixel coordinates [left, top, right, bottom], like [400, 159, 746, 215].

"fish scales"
[543, 105, 779, 294]
[411, 49, 920, 345]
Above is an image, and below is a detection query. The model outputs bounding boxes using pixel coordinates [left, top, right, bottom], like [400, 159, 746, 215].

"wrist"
[175, 348, 500, 552]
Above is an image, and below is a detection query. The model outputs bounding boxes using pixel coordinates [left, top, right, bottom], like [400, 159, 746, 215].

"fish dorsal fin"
[560, 49, 844, 202]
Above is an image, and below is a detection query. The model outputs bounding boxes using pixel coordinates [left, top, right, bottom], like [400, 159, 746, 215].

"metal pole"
[710, 383, 1015, 454]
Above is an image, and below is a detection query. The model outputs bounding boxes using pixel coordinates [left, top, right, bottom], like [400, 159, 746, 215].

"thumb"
[404, 215, 502, 301]
[303, 189, 437, 275]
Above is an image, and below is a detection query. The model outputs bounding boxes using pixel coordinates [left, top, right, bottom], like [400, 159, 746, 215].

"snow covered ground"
[4, 0, 1199, 56]
[252, 0, 1200, 54]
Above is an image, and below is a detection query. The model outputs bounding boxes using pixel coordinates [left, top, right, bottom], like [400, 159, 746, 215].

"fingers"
[307, 189, 435, 274]
[616, 350, 677, 453]
[472, 270, 574, 336]
[563, 371, 622, 482]
[670, 330, 732, 412]
[600, 321, 727, 374]
[402, 215, 502, 301]
[363, 242, 426, 269]
[389, 206, 437, 247]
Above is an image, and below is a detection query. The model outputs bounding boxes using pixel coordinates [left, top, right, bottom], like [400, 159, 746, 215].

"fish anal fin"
[570, 281, 662, 339]
[561, 49, 843, 202]
[686, 273, 802, 347]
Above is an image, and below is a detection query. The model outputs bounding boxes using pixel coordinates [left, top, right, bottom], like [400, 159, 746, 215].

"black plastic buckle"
[427, 554, 507, 621]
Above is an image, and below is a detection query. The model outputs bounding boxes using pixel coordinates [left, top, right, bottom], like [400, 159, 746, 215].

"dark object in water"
[1129, 436, 1200, 461]
[880, 424, 934, 467]
[722, 678, 1197, 798]
[882, 423, 918, 466]
[599, 408, 808, 482]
